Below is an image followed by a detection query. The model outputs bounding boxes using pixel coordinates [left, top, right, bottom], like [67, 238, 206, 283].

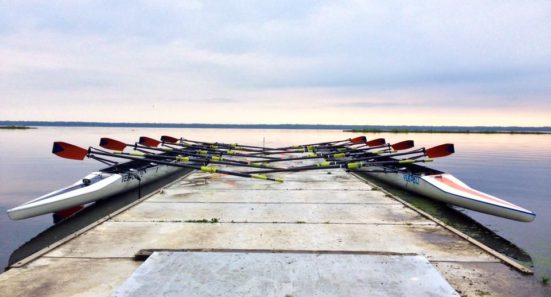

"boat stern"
[422, 174, 536, 222]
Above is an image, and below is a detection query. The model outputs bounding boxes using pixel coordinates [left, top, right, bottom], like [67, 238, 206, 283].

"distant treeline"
[344, 128, 550, 134]
[0, 125, 36, 130]
[1, 121, 550, 133]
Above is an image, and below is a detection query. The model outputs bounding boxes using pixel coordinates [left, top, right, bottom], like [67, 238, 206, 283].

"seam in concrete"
[8, 171, 195, 269]
[41, 256, 135, 260]
[430, 260, 502, 264]
[132, 248, 420, 261]
[107, 220, 437, 226]
[162, 189, 375, 192]
[351, 172, 534, 275]
[36, 255, 503, 265]
[172, 189, 372, 191]
[142, 201, 399, 205]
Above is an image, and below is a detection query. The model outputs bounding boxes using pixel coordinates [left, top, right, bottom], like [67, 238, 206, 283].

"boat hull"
[357, 167, 535, 222]
[7, 163, 183, 220]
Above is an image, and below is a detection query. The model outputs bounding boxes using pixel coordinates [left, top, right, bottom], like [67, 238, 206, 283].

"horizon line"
[1, 120, 550, 131]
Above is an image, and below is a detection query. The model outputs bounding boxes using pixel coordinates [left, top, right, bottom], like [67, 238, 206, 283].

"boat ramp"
[0, 162, 547, 296]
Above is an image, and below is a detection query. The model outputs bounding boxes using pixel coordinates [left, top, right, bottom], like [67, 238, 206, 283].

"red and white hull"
[358, 168, 535, 222]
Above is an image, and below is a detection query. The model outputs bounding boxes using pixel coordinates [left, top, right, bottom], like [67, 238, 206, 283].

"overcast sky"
[1, 1, 550, 126]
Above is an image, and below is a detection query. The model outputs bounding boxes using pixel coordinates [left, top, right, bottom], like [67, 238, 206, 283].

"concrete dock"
[0, 162, 547, 296]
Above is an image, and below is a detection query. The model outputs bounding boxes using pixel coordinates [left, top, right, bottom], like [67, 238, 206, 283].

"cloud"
[0, 1, 550, 124]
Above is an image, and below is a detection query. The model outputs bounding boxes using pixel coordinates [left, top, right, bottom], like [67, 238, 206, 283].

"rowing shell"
[356, 163, 535, 222]
[7, 160, 185, 220]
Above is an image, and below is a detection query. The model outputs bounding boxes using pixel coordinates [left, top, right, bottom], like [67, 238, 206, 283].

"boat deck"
[0, 162, 547, 296]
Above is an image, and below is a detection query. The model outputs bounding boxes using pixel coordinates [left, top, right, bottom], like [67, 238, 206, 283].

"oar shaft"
[349, 148, 425, 163]
[275, 138, 352, 150]
[244, 159, 430, 174]
[179, 141, 266, 153]
[110, 150, 281, 170]
[89, 150, 282, 182]
[244, 149, 306, 156]
[180, 138, 281, 152]
[138, 142, 282, 161]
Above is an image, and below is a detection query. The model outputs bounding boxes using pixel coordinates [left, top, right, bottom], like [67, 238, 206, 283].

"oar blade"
[366, 138, 386, 147]
[99, 138, 127, 151]
[139, 136, 161, 147]
[52, 142, 88, 160]
[350, 136, 367, 145]
[426, 143, 455, 158]
[391, 140, 414, 151]
[161, 135, 179, 144]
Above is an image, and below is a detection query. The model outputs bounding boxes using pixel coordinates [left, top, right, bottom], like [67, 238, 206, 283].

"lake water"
[1, 127, 550, 279]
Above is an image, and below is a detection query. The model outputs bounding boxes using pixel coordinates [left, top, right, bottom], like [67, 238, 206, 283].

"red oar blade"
[350, 136, 367, 145]
[161, 135, 179, 144]
[99, 138, 127, 151]
[366, 138, 386, 147]
[426, 143, 455, 158]
[391, 140, 414, 151]
[52, 142, 88, 160]
[139, 136, 161, 147]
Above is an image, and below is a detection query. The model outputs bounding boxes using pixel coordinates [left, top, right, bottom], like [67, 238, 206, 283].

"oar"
[257, 140, 414, 163]
[139, 136, 280, 159]
[141, 136, 283, 160]
[102, 136, 276, 161]
[274, 136, 367, 150]
[100, 137, 279, 169]
[245, 137, 378, 156]
[347, 143, 455, 163]
[161, 135, 269, 153]
[161, 136, 309, 157]
[102, 144, 283, 170]
[99, 137, 205, 155]
[161, 135, 276, 152]
[172, 136, 269, 151]
[311, 138, 386, 154]
[308, 138, 387, 151]
[164, 135, 371, 156]
[243, 158, 436, 174]
[328, 140, 414, 159]
[244, 144, 454, 174]
[162, 135, 288, 152]
[111, 150, 284, 170]
[99, 137, 221, 157]
[52, 142, 284, 183]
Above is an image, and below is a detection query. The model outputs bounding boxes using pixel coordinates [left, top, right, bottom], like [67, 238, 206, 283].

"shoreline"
[0, 126, 36, 130]
[1, 121, 550, 133]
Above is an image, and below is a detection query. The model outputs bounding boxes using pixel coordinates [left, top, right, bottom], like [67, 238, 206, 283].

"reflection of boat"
[7, 158, 185, 220]
[357, 162, 536, 222]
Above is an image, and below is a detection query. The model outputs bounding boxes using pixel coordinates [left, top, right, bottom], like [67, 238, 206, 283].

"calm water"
[0, 127, 550, 278]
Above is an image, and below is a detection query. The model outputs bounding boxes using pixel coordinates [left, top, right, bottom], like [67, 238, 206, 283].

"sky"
[1, 1, 550, 126]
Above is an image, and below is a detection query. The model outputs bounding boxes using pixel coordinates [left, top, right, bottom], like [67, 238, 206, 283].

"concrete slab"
[112, 252, 459, 297]
[0, 258, 139, 297]
[114, 202, 429, 224]
[44, 222, 495, 262]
